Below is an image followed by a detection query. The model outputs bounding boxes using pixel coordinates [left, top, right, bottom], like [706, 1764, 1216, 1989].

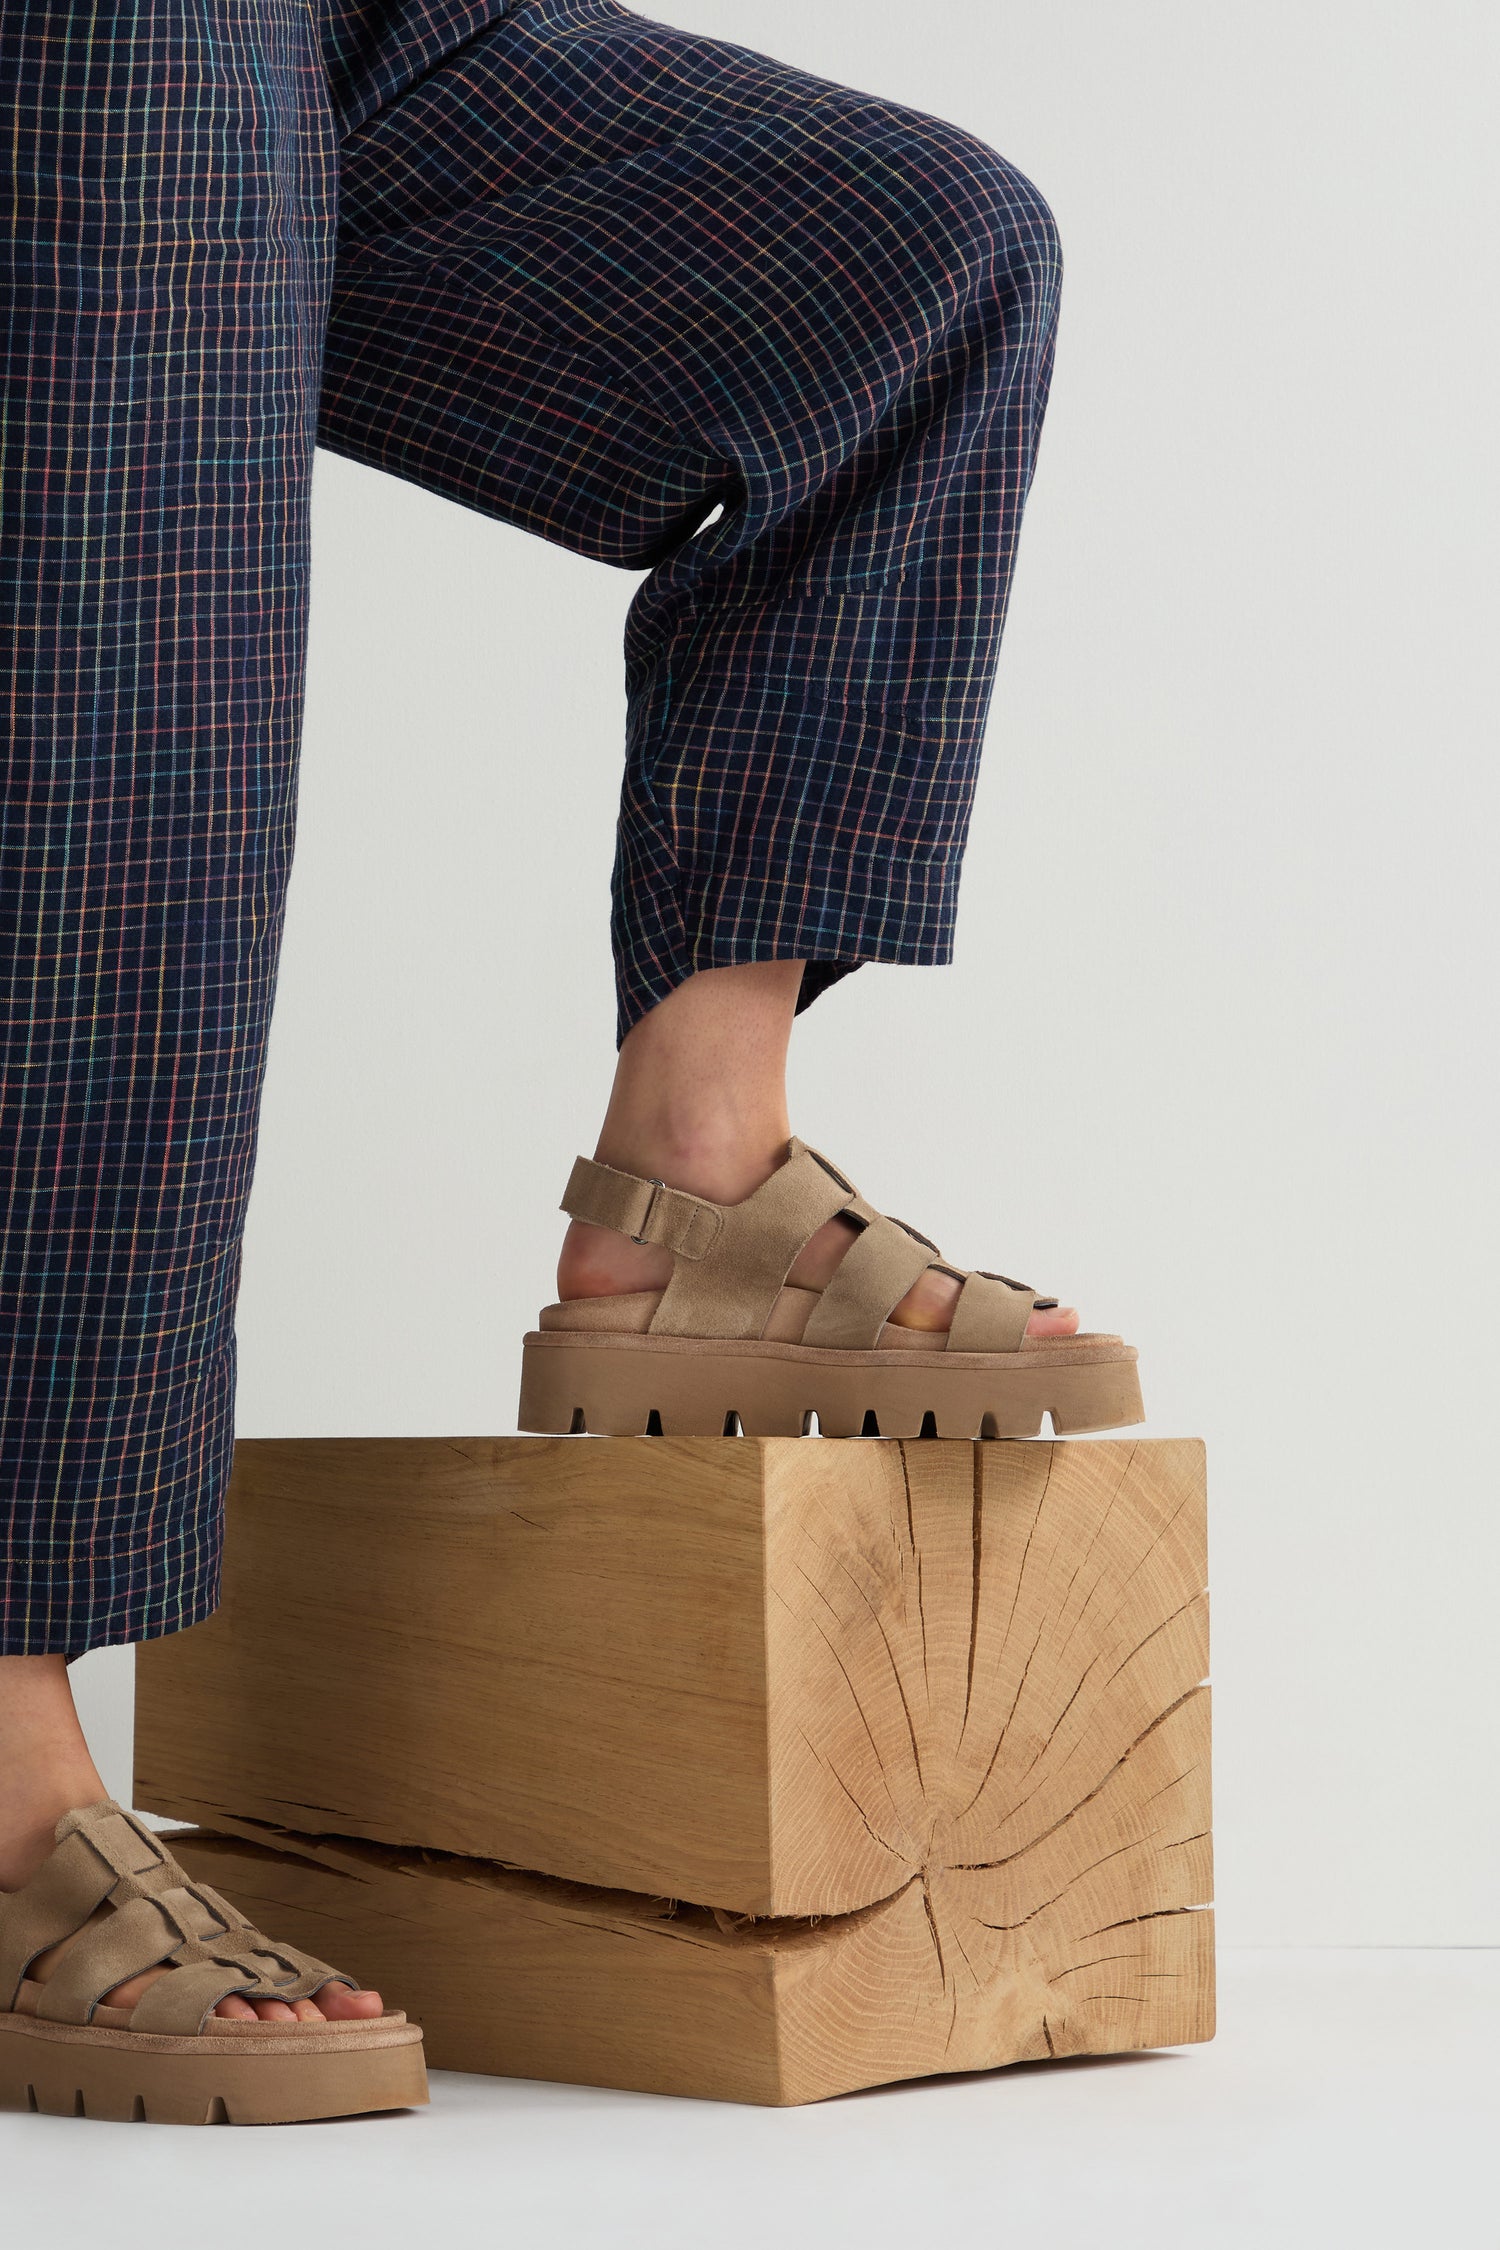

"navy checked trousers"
[1, 0, 1061, 1654]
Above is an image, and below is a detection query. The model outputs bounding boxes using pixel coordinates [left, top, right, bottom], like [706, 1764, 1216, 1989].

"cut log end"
[762, 1437, 1211, 2087]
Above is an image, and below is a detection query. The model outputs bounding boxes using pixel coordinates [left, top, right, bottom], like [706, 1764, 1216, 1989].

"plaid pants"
[0, 0, 1061, 1655]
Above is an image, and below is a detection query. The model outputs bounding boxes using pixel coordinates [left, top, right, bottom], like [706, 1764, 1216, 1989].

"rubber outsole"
[0, 2014, 428, 2125]
[519, 1332, 1145, 1439]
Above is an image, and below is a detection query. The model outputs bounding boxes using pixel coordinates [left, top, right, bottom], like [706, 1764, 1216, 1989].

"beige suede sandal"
[520, 1138, 1143, 1438]
[0, 1800, 426, 2124]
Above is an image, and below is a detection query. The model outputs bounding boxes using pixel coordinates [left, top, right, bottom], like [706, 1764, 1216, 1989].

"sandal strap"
[561, 1139, 856, 1341]
[128, 1960, 293, 2035]
[2, 1800, 355, 2033]
[948, 1270, 1038, 1353]
[562, 1157, 722, 1259]
[652, 1140, 854, 1340]
[0, 1803, 171, 2008]
[35, 1889, 226, 2025]
[0, 1825, 122, 2006]
[556, 1141, 1054, 1353]
[129, 1941, 351, 2035]
[800, 1209, 938, 1349]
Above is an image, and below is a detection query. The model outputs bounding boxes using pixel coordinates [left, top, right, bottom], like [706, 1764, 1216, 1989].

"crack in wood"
[960, 1600, 1206, 1840]
[1057, 1477, 1199, 1672]
[794, 1724, 915, 1868]
[951, 1686, 1206, 1866]
[1000, 1484, 1195, 1805]
[952, 1448, 1054, 1822]
[1052, 1952, 1154, 1977]
[788, 1562, 918, 1833]
[815, 1547, 927, 1790]
[183, 1820, 929, 1945]
[969, 1828, 1176, 1937]
[919, 1877, 948, 1992]
[1085, 1541, 1208, 1673]
[946, 1917, 982, 1993]
[1074, 1906, 1207, 1944]
[1051, 1442, 1140, 1662]
[896, 1443, 931, 1699]
[960, 1443, 985, 1741]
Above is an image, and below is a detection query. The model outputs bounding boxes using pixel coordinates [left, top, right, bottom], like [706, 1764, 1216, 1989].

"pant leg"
[0, 2, 338, 1656]
[320, 0, 1062, 1043]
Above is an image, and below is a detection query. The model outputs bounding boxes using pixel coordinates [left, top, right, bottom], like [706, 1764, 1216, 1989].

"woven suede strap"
[948, 1270, 1038, 1353]
[0, 1825, 120, 2009]
[0, 1800, 356, 2034]
[799, 1205, 937, 1349]
[556, 1141, 1051, 1353]
[651, 1141, 855, 1340]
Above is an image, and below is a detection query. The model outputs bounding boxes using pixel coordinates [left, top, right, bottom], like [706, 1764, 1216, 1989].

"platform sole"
[0, 2013, 428, 2125]
[519, 1331, 1144, 1439]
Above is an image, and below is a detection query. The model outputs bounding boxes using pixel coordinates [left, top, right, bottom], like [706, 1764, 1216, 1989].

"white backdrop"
[74, 0, 1498, 1947]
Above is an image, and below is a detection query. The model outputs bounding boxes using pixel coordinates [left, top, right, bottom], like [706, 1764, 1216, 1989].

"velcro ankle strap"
[561, 1156, 723, 1260]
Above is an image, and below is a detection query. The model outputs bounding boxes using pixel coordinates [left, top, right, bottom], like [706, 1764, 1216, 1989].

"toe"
[214, 1995, 259, 2021]
[318, 1983, 384, 2020]
[291, 1998, 327, 2022]
[1027, 1303, 1081, 1338]
[252, 1999, 300, 2022]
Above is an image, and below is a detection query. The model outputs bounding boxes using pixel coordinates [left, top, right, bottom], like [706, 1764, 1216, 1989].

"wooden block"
[136, 1435, 1211, 2097]
[169, 1795, 1214, 2105]
[136, 1438, 1211, 1923]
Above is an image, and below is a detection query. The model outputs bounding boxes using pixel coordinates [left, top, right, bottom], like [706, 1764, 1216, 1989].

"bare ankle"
[595, 961, 804, 1205]
[0, 1654, 107, 1891]
[0, 1786, 100, 1893]
[593, 1118, 788, 1205]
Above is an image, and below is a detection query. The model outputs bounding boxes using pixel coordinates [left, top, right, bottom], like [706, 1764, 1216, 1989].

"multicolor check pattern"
[1, 0, 1060, 1655]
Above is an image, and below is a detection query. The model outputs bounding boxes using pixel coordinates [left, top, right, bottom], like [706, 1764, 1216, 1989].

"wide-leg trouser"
[0, 0, 1061, 1656]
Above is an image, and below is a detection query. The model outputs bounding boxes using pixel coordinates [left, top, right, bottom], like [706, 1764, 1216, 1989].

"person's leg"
[0, 0, 388, 2036]
[0, 0, 336, 1660]
[321, 0, 1074, 1331]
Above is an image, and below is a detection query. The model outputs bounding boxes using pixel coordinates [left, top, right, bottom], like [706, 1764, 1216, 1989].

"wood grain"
[137, 1438, 1209, 1919]
[137, 1437, 777, 1907]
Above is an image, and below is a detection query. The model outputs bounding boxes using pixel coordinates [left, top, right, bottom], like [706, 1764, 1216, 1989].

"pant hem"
[0, 1562, 223, 1662]
[613, 868, 962, 1042]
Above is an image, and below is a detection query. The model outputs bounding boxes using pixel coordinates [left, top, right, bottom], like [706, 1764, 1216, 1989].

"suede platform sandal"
[520, 1138, 1144, 1439]
[0, 1800, 427, 2124]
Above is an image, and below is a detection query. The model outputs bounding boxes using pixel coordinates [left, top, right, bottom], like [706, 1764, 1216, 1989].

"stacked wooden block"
[134, 1434, 1213, 2105]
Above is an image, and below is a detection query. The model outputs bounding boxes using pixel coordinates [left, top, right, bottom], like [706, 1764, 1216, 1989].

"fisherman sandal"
[520, 1138, 1143, 1439]
[0, 1800, 427, 2124]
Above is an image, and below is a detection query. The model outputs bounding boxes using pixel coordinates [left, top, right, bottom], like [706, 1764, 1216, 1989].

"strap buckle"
[631, 1179, 667, 1246]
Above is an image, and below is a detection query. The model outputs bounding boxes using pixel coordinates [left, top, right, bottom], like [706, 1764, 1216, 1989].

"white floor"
[5, 1951, 1494, 2249]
